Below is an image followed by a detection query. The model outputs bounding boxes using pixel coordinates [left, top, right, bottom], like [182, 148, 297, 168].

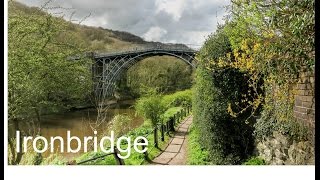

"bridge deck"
[94, 47, 197, 59]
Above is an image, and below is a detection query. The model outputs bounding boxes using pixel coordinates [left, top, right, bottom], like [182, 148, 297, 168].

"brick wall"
[293, 69, 315, 133]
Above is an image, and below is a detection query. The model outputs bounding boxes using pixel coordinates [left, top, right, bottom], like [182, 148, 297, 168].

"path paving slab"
[168, 153, 185, 165]
[151, 116, 193, 165]
[166, 144, 181, 153]
[153, 152, 176, 163]
[173, 135, 185, 139]
[180, 124, 189, 129]
[171, 138, 184, 145]
[177, 127, 188, 133]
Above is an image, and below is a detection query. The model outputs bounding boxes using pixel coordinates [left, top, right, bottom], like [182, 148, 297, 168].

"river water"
[39, 102, 143, 160]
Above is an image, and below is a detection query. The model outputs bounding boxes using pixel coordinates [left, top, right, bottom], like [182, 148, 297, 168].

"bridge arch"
[92, 48, 197, 101]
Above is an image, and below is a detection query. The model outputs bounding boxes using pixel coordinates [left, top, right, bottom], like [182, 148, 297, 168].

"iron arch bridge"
[89, 46, 198, 101]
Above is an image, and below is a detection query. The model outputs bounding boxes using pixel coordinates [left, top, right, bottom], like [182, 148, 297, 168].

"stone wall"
[293, 69, 315, 135]
[256, 68, 315, 165]
[256, 131, 314, 165]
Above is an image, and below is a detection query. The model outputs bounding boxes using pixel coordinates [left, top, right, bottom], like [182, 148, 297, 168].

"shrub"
[187, 126, 211, 165]
[134, 94, 166, 127]
[254, 110, 310, 142]
[192, 27, 255, 164]
[243, 157, 266, 165]
[110, 114, 133, 137]
[162, 107, 183, 121]
[161, 89, 192, 108]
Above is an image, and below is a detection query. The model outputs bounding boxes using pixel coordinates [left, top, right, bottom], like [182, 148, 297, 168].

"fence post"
[113, 146, 125, 165]
[169, 117, 174, 131]
[154, 127, 159, 148]
[166, 121, 170, 135]
[173, 116, 175, 126]
[141, 138, 148, 160]
[161, 123, 165, 141]
[176, 112, 180, 122]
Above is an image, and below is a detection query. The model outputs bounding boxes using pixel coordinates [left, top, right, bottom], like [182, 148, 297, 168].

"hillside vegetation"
[9, 1, 194, 98]
[8, 1, 195, 165]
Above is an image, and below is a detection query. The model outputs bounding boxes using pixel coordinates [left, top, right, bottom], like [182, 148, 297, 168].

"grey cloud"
[17, 0, 230, 46]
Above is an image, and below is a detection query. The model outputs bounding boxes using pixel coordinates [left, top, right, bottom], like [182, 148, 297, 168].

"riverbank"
[70, 99, 136, 111]
[14, 89, 193, 165]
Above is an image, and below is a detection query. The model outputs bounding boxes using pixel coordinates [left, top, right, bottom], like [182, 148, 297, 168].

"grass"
[242, 157, 266, 165]
[74, 109, 188, 165]
[73, 123, 162, 165]
[163, 107, 183, 121]
[186, 125, 211, 165]
[38, 106, 189, 165]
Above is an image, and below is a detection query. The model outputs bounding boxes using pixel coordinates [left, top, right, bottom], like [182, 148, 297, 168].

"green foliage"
[197, 25, 231, 64]
[226, 0, 314, 70]
[193, 28, 255, 164]
[8, 1, 93, 164]
[33, 153, 43, 165]
[187, 126, 211, 165]
[41, 154, 66, 165]
[162, 107, 183, 121]
[243, 157, 265, 165]
[134, 93, 166, 127]
[223, 0, 315, 127]
[135, 89, 191, 126]
[254, 111, 310, 142]
[8, 1, 92, 119]
[76, 151, 117, 165]
[192, 0, 315, 166]
[127, 123, 153, 137]
[110, 114, 133, 137]
[161, 89, 192, 108]
[75, 118, 172, 165]
[126, 56, 194, 97]
[111, 30, 145, 43]
[253, 112, 277, 141]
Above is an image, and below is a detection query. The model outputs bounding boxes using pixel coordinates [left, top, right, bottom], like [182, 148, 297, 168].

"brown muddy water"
[38, 102, 143, 160]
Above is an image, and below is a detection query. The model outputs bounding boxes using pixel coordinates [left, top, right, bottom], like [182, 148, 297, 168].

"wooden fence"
[67, 105, 191, 165]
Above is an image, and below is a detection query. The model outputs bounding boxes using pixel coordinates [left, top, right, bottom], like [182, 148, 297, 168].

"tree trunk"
[34, 108, 41, 136]
[34, 108, 43, 165]
[9, 118, 24, 165]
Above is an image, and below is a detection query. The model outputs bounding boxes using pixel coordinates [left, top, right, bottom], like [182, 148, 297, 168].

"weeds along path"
[151, 116, 193, 165]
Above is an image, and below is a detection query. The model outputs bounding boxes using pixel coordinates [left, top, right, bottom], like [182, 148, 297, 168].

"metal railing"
[66, 105, 192, 165]
[69, 44, 199, 60]
[93, 44, 198, 58]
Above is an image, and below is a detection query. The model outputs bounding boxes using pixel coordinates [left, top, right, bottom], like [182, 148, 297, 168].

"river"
[39, 101, 143, 160]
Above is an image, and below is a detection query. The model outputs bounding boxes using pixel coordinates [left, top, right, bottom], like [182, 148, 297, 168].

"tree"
[126, 56, 193, 97]
[8, 1, 92, 164]
[134, 89, 166, 127]
[193, 26, 255, 164]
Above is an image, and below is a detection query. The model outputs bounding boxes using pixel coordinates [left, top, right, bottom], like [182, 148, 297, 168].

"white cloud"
[142, 26, 168, 41]
[17, 0, 230, 46]
[155, 0, 185, 21]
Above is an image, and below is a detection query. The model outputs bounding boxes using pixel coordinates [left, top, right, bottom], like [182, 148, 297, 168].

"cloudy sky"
[17, 0, 230, 47]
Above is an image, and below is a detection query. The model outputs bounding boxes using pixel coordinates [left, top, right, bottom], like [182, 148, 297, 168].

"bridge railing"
[66, 105, 192, 165]
[93, 44, 197, 58]
[69, 44, 199, 60]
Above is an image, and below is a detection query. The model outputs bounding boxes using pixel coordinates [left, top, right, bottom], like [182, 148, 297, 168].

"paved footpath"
[151, 116, 193, 165]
